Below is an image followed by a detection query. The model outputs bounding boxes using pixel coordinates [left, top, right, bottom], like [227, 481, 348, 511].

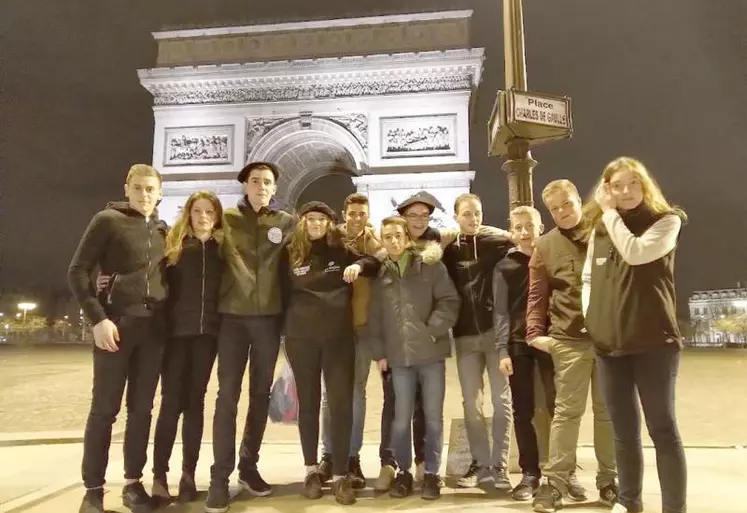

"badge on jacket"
[595, 257, 607, 266]
[268, 227, 283, 244]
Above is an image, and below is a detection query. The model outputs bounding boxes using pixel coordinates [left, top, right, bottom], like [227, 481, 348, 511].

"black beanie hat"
[297, 201, 337, 221]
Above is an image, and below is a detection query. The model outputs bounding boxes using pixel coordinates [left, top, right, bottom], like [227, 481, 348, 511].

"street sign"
[511, 91, 571, 129]
[488, 88, 573, 157]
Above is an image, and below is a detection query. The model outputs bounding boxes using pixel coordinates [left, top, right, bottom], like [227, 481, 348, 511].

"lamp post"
[501, 0, 536, 208]
[17, 302, 37, 323]
[489, 0, 573, 211]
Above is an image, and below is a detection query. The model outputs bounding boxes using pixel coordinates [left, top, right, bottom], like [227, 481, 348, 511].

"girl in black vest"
[278, 201, 380, 506]
[150, 190, 246, 503]
[582, 157, 687, 513]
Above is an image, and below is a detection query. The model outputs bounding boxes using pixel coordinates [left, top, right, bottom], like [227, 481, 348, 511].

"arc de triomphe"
[138, 10, 484, 227]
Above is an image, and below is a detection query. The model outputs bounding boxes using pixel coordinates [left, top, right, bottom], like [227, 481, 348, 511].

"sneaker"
[456, 460, 480, 488]
[318, 454, 333, 483]
[177, 473, 198, 503]
[389, 471, 414, 498]
[79, 488, 104, 513]
[332, 476, 356, 505]
[611, 504, 629, 513]
[421, 473, 441, 500]
[599, 481, 620, 507]
[151, 475, 172, 503]
[415, 461, 425, 482]
[204, 484, 229, 513]
[374, 465, 396, 492]
[348, 456, 366, 490]
[532, 479, 563, 513]
[512, 473, 540, 501]
[238, 468, 272, 497]
[567, 473, 588, 502]
[492, 465, 512, 491]
[303, 472, 323, 500]
[122, 482, 154, 513]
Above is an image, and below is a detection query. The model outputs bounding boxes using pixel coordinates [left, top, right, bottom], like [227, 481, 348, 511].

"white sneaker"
[611, 504, 629, 513]
[374, 465, 396, 492]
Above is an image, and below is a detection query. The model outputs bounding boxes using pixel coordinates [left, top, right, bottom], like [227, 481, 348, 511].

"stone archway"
[247, 117, 366, 208]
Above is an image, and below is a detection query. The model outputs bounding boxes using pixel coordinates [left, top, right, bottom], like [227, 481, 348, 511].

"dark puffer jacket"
[367, 244, 461, 368]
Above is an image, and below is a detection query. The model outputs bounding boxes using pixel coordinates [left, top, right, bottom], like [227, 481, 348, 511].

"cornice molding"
[139, 49, 484, 106]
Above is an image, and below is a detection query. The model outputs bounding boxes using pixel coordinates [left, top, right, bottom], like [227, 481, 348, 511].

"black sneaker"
[567, 473, 587, 502]
[122, 482, 154, 513]
[389, 471, 414, 498]
[456, 460, 480, 488]
[303, 472, 323, 500]
[421, 473, 441, 501]
[204, 484, 229, 513]
[348, 456, 366, 490]
[532, 480, 563, 513]
[177, 473, 198, 503]
[512, 473, 540, 501]
[599, 481, 620, 507]
[318, 454, 333, 483]
[79, 488, 104, 513]
[238, 468, 272, 497]
[332, 476, 356, 505]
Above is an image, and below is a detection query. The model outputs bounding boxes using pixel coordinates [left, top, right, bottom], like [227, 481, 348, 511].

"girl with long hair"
[278, 201, 380, 506]
[581, 157, 687, 513]
[150, 190, 246, 503]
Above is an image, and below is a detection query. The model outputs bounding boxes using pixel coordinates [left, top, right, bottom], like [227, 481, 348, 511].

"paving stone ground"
[1, 345, 745, 447]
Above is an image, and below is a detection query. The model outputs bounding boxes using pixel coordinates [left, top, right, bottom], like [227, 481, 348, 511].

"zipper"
[199, 241, 206, 334]
[106, 274, 120, 305]
[255, 215, 260, 312]
[146, 218, 151, 302]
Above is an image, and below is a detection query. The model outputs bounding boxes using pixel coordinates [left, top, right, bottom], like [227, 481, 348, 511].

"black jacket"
[494, 248, 532, 356]
[585, 206, 682, 356]
[68, 202, 168, 324]
[167, 236, 224, 338]
[442, 232, 513, 338]
[279, 238, 380, 343]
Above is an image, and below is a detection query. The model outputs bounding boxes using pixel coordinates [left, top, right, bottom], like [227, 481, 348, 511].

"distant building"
[688, 286, 747, 347]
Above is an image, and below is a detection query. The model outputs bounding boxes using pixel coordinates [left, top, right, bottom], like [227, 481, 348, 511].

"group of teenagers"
[68, 156, 687, 513]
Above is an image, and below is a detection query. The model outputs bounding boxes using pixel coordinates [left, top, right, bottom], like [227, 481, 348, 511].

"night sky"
[1, 0, 746, 314]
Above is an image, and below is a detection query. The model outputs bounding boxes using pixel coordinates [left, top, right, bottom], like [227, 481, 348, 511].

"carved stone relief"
[152, 73, 473, 106]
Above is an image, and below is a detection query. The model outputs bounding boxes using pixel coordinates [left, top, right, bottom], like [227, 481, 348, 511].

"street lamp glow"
[17, 302, 37, 323]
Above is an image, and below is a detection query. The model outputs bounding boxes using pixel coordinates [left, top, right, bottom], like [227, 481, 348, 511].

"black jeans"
[210, 315, 281, 486]
[381, 369, 426, 468]
[81, 315, 165, 488]
[509, 347, 556, 476]
[285, 336, 355, 475]
[597, 345, 687, 513]
[152, 334, 218, 476]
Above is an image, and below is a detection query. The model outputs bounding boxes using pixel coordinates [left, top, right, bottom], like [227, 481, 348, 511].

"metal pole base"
[502, 138, 537, 209]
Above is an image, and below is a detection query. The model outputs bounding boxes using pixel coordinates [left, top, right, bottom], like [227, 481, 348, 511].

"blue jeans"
[597, 345, 686, 513]
[321, 336, 370, 458]
[390, 361, 446, 475]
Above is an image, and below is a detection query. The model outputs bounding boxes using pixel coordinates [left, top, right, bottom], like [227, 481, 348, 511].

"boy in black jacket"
[68, 164, 168, 513]
[494, 206, 555, 501]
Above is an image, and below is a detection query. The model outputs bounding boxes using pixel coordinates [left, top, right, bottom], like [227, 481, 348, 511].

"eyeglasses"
[405, 213, 431, 221]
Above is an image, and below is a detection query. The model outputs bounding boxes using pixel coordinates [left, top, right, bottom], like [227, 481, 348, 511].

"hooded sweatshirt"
[68, 201, 168, 324]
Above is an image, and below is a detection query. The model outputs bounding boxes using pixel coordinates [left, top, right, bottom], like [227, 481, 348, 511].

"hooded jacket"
[494, 248, 532, 357]
[367, 244, 461, 368]
[68, 201, 168, 324]
[219, 196, 295, 316]
[442, 232, 514, 343]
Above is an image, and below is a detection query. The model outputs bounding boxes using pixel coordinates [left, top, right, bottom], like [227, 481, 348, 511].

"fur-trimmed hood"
[417, 240, 444, 265]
